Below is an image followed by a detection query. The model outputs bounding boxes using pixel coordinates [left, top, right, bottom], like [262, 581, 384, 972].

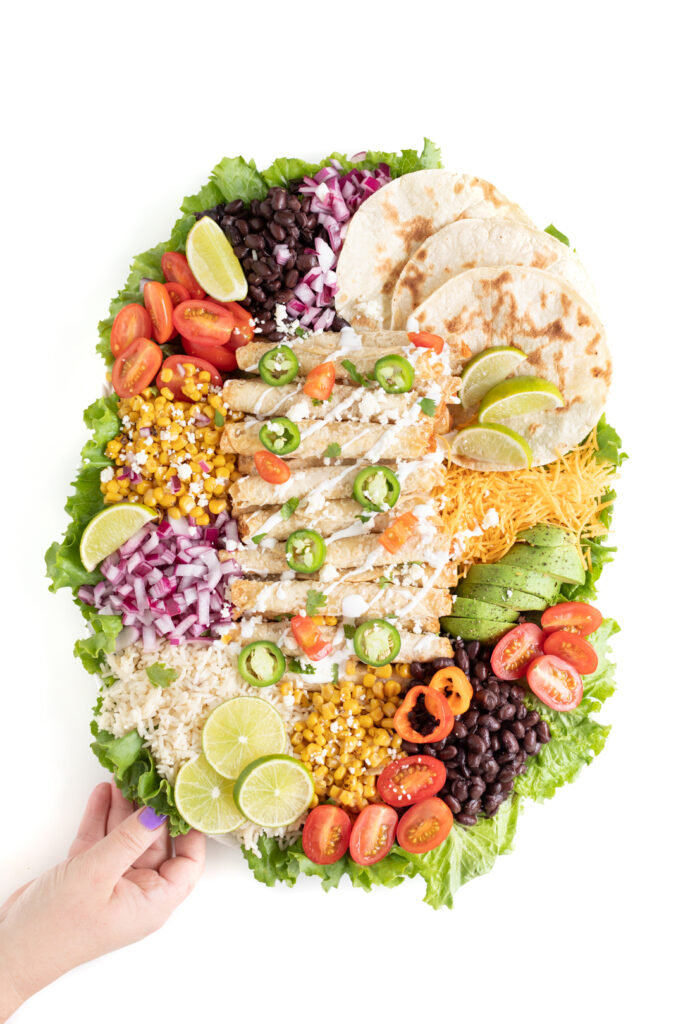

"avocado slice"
[517, 524, 575, 547]
[450, 595, 518, 623]
[456, 580, 548, 611]
[440, 616, 511, 644]
[497, 543, 585, 586]
[463, 563, 561, 602]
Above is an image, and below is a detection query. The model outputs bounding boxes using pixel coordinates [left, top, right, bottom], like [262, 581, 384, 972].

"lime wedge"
[79, 503, 156, 572]
[451, 423, 532, 468]
[174, 753, 246, 834]
[459, 346, 526, 412]
[478, 376, 564, 422]
[202, 696, 287, 779]
[186, 216, 248, 302]
[234, 754, 314, 827]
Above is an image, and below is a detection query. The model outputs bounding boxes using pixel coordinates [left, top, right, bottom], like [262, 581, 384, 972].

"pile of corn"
[101, 370, 241, 526]
[285, 661, 411, 812]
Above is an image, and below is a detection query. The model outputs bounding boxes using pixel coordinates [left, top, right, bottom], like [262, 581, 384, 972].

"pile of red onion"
[285, 157, 391, 331]
[78, 514, 241, 651]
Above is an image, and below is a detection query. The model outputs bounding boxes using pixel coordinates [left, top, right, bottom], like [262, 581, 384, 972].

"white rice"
[98, 640, 307, 851]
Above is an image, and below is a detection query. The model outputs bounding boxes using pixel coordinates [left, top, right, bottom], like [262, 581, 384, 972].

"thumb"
[85, 806, 168, 886]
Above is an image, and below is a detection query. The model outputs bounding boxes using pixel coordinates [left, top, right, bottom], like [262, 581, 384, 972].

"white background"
[2, 2, 681, 1021]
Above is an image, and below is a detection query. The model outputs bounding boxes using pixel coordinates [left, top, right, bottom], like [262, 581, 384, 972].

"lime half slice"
[234, 755, 314, 827]
[459, 346, 526, 412]
[451, 423, 532, 468]
[186, 216, 248, 302]
[478, 376, 564, 422]
[202, 696, 287, 779]
[174, 754, 246, 834]
[79, 503, 156, 572]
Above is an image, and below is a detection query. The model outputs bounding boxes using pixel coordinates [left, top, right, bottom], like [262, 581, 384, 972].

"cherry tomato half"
[429, 666, 473, 715]
[173, 299, 236, 347]
[396, 797, 453, 854]
[377, 755, 447, 807]
[164, 281, 190, 307]
[408, 331, 445, 355]
[491, 623, 545, 681]
[541, 601, 603, 637]
[143, 281, 174, 344]
[526, 654, 583, 711]
[220, 301, 255, 346]
[303, 362, 335, 400]
[181, 334, 238, 372]
[543, 630, 598, 675]
[349, 804, 398, 866]
[291, 615, 333, 662]
[156, 354, 222, 401]
[254, 450, 291, 484]
[161, 250, 205, 299]
[112, 338, 163, 398]
[378, 511, 419, 554]
[302, 805, 351, 865]
[110, 303, 152, 358]
[394, 686, 454, 745]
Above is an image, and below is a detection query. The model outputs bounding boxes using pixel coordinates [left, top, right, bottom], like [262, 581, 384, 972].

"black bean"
[484, 796, 503, 816]
[409, 661, 427, 680]
[516, 704, 528, 721]
[466, 641, 481, 660]
[480, 714, 500, 732]
[432, 657, 456, 671]
[463, 710, 479, 729]
[275, 289, 295, 305]
[482, 755, 498, 775]
[259, 201, 273, 218]
[432, 738, 447, 752]
[270, 189, 287, 210]
[469, 780, 486, 800]
[510, 684, 526, 702]
[498, 683, 511, 700]
[525, 710, 540, 728]
[283, 269, 299, 289]
[446, 766, 460, 779]
[455, 649, 470, 674]
[498, 702, 516, 721]
[523, 730, 538, 753]
[537, 721, 551, 743]
[286, 195, 301, 211]
[501, 730, 520, 754]
[490, 735, 501, 752]
[226, 199, 244, 215]
[451, 721, 468, 740]
[440, 745, 457, 761]
[498, 767, 516, 785]
[467, 734, 486, 754]
[401, 741, 419, 755]
[422, 745, 437, 758]
[456, 813, 478, 826]
[496, 751, 515, 765]
[510, 721, 525, 740]
[250, 286, 266, 305]
[274, 210, 295, 226]
[235, 218, 249, 236]
[453, 781, 469, 802]
[474, 662, 488, 681]
[476, 727, 490, 748]
[526, 738, 541, 757]
[487, 781, 503, 796]
[464, 799, 481, 815]
[466, 752, 482, 770]
[444, 795, 462, 815]
[234, 244, 249, 260]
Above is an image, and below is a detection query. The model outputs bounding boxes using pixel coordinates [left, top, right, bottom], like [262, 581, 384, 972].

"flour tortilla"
[411, 266, 611, 469]
[335, 170, 534, 330]
[391, 219, 598, 329]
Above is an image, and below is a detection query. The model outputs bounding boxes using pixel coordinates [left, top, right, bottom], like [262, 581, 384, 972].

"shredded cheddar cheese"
[436, 427, 617, 573]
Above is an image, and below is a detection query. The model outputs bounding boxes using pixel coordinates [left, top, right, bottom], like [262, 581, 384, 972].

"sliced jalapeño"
[238, 641, 286, 687]
[258, 345, 299, 386]
[353, 619, 401, 667]
[374, 354, 414, 393]
[259, 417, 301, 455]
[352, 465, 401, 512]
[285, 529, 327, 573]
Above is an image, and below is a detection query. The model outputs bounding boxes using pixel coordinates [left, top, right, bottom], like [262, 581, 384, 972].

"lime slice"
[79, 503, 156, 572]
[186, 216, 248, 302]
[234, 755, 314, 827]
[478, 376, 564, 422]
[202, 696, 287, 779]
[174, 753, 246, 834]
[459, 346, 526, 411]
[451, 423, 532, 468]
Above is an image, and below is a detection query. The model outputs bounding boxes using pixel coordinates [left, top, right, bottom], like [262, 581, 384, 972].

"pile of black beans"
[198, 186, 346, 342]
[405, 639, 551, 826]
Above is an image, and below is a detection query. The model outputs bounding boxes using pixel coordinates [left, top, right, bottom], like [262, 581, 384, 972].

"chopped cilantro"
[378, 575, 394, 588]
[323, 443, 341, 458]
[306, 589, 328, 616]
[355, 514, 372, 524]
[145, 663, 178, 688]
[341, 359, 372, 387]
[288, 658, 316, 675]
[251, 533, 266, 545]
[332, 664, 339, 684]
[294, 326, 307, 338]
[281, 498, 300, 520]
[311, 398, 323, 407]
[343, 624, 356, 640]
[418, 398, 437, 417]
[214, 410, 225, 427]
[545, 223, 570, 246]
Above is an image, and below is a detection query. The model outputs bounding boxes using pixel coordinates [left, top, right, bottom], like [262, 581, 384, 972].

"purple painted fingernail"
[139, 806, 168, 830]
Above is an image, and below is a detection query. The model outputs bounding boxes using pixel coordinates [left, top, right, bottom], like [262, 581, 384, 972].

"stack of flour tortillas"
[335, 170, 611, 470]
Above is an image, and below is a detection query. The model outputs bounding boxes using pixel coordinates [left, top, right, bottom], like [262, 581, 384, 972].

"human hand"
[0, 781, 205, 1019]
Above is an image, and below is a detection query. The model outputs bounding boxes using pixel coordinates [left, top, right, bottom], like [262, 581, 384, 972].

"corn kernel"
[376, 665, 392, 679]
[385, 679, 403, 695]
[362, 673, 376, 687]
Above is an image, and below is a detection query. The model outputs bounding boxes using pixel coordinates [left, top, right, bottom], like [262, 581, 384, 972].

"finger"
[106, 780, 135, 834]
[159, 829, 206, 898]
[132, 824, 172, 872]
[68, 782, 112, 858]
[83, 806, 169, 889]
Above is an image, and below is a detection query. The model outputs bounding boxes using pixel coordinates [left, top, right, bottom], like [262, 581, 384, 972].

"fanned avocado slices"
[450, 596, 518, 623]
[497, 542, 585, 585]
[456, 580, 548, 611]
[440, 617, 511, 644]
[517, 524, 575, 547]
[463, 563, 561, 602]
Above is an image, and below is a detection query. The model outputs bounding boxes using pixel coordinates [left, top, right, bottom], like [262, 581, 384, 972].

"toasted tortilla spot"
[577, 309, 590, 327]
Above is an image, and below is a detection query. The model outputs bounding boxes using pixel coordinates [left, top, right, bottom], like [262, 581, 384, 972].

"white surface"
[2, 1, 681, 1021]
